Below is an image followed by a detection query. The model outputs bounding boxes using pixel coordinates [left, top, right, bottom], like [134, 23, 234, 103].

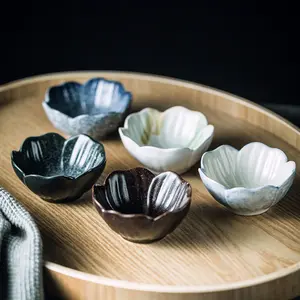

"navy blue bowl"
[42, 77, 132, 139]
[11, 133, 106, 203]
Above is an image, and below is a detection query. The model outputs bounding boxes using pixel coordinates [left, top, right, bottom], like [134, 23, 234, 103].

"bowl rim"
[92, 167, 192, 221]
[199, 142, 296, 192]
[43, 77, 132, 119]
[11, 132, 107, 181]
[119, 106, 214, 152]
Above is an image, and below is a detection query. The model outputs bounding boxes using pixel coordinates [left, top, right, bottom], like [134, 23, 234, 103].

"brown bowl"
[92, 167, 192, 243]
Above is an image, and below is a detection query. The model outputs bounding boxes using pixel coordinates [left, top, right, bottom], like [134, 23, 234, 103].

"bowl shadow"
[159, 172, 300, 250]
[101, 129, 120, 142]
[209, 135, 253, 151]
[262, 175, 300, 219]
[66, 172, 109, 207]
[155, 203, 238, 249]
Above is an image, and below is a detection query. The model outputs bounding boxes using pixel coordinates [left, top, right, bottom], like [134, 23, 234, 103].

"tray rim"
[1, 71, 300, 294]
[1, 71, 299, 136]
[46, 261, 300, 293]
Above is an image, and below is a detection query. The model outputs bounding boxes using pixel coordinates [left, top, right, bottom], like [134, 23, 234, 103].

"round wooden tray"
[0, 72, 299, 300]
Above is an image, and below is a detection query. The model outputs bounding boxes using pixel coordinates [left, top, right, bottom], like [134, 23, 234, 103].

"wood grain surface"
[0, 72, 300, 300]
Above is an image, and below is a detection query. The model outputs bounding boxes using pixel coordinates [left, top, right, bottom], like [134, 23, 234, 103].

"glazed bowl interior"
[201, 143, 296, 189]
[12, 133, 105, 179]
[122, 107, 213, 150]
[46, 78, 131, 118]
[93, 168, 191, 218]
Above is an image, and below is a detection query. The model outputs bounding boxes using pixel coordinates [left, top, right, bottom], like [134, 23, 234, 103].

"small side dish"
[92, 167, 192, 243]
[199, 142, 296, 215]
[11, 133, 106, 203]
[43, 78, 132, 139]
[119, 106, 214, 174]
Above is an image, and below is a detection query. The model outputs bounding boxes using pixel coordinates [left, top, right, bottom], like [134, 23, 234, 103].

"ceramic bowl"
[43, 78, 132, 139]
[92, 167, 192, 243]
[11, 133, 106, 203]
[198, 142, 296, 216]
[119, 106, 214, 174]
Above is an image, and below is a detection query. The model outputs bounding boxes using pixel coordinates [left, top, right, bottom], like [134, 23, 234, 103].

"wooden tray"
[0, 72, 300, 300]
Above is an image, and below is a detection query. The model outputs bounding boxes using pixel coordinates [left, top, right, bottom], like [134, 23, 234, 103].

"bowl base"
[232, 208, 270, 216]
[122, 236, 165, 244]
[40, 195, 81, 204]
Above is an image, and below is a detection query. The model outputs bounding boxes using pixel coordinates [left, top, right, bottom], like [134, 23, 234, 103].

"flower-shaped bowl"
[43, 78, 132, 139]
[118, 106, 214, 174]
[199, 142, 296, 216]
[11, 133, 106, 203]
[92, 167, 192, 243]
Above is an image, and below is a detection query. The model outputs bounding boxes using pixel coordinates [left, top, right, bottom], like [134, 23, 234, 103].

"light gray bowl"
[43, 78, 132, 139]
[199, 142, 296, 216]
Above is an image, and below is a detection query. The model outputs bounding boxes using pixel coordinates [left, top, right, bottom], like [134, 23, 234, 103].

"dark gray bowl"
[42, 78, 132, 139]
[11, 133, 106, 203]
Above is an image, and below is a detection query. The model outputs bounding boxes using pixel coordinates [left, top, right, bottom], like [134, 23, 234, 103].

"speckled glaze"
[119, 106, 214, 174]
[199, 142, 296, 216]
[11, 133, 106, 203]
[92, 167, 192, 243]
[43, 78, 132, 139]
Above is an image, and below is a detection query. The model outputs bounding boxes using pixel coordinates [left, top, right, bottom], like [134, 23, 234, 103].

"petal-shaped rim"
[11, 132, 106, 181]
[199, 142, 296, 191]
[43, 77, 132, 120]
[92, 167, 192, 221]
[119, 106, 214, 152]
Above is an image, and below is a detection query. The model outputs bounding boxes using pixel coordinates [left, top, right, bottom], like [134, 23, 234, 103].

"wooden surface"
[0, 72, 300, 300]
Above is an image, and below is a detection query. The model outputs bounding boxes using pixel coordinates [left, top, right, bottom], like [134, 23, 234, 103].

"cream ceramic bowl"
[119, 106, 214, 174]
[199, 142, 296, 216]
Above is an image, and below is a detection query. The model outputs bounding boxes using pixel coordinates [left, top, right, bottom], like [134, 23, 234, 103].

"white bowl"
[119, 106, 214, 174]
[198, 142, 296, 216]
